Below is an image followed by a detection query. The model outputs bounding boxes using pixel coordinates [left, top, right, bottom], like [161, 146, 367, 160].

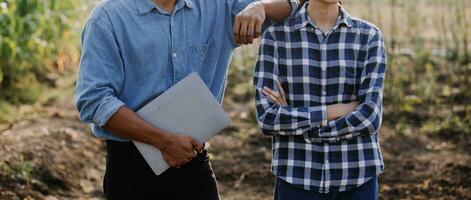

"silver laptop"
[133, 72, 231, 175]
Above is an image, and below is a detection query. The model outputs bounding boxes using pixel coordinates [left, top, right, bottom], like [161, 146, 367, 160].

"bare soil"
[0, 97, 470, 200]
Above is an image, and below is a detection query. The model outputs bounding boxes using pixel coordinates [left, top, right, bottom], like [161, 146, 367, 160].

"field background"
[1, 0, 470, 199]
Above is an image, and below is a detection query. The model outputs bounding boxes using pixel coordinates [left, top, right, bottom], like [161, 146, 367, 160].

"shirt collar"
[134, 0, 193, 15]
[294, 3, 353, 30]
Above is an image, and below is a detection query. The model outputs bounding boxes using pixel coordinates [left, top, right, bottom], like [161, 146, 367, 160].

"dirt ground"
[0, 96, 470, 200]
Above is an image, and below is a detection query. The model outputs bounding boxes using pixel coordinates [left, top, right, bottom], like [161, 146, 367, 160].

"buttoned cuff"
[344, 116, 360, 135]
[92, 96, 126, 127]
[307, 105, 328, 131]
[303, 128, 317, 143]
[303, 105, 328, 143]
[315, 104, 329, 128]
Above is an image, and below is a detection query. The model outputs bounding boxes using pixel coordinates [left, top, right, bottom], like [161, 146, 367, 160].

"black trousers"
[103, 140, 220, 200]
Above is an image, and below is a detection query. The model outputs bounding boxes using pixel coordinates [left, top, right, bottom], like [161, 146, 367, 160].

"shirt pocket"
[187, 39, 215, 84]
[339, 60, 359, 101]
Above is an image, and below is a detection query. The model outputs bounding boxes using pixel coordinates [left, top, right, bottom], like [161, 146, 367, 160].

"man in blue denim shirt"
[76, 0, 298, 199]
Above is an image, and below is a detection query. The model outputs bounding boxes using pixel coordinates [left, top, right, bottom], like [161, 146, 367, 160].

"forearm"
[261, 0, 293, 22]
[103, 106, 170, 149]
[256, 93, 328, 135]
[259, 103, 352, 133]
[326, 102, 358, 121]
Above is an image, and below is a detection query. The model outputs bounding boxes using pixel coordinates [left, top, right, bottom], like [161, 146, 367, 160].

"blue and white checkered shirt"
[254, 4, 386, 193]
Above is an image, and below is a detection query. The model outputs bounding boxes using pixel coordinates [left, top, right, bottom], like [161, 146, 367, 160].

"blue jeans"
[274, 177, 378, 200]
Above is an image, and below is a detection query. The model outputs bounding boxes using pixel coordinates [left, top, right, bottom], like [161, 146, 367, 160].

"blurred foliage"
[227, 0, 471, 136]
[0, 0, 469, 136]
[0, 0, 85, 104]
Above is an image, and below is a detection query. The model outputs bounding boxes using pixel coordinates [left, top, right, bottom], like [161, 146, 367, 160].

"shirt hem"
[272, 168, 384, 193]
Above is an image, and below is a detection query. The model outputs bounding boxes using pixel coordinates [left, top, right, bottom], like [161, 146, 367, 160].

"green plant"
[0, 0, 82, 104]
[4, 155, 35, 180]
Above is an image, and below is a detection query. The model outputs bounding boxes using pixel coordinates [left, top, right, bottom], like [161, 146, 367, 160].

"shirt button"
[325, 160, 329, 164]
[322, 91, 327, 95]
[173, 53, 177, 58]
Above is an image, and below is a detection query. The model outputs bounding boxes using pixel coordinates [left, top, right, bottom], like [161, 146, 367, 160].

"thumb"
[191, 139, 204, 153]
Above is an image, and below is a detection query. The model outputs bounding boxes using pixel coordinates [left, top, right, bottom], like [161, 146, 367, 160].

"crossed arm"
[254, 29, 387, 143]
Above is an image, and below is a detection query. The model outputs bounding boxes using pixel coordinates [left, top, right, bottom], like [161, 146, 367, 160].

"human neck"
[307, 1, 340, 33]
[153, 0, 178, 13]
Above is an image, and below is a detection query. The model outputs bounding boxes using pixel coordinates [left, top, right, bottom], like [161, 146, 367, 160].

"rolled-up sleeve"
[75, 17, 125, 127]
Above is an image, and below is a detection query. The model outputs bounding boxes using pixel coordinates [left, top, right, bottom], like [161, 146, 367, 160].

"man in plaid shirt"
[253, 0, 386, 199]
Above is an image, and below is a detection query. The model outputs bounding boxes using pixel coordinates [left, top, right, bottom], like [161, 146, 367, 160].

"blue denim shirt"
[76, 0, 298, 141]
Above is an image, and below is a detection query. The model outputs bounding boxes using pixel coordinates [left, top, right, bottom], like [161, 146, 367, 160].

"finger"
[185, 152, 195, 161]
[254, 20, 262, 38]
[239, 18, 248, 44]
[263, 86, 275, 94]
[261, 88, 273, 99]
[168, 158, 178, 167]
[263, 86, 281, 99]
[182, 142, 194, 152]
[233, 16, 242, 45]
[267, 94, 281, 105]
[275, 80, 286, 100]
[191, 139, 204, 153]
[181, 136, 196, 152]
[169, 161, 177, 167]
[275, 80, 287, 105]
[247, 20, 255, 44]
[264, 88, 284, 105]
[262, 87, 279, 100]
[163, 153, 177, 167]
[179, 156, 192, 167]
[182, 152, 193, 162]
[262, 89, 281, 105]
[263, 91, 278, 102]
[175, 160, 185, 168]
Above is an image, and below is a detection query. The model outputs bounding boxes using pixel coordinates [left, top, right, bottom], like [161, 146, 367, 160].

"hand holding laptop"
[133, 72, 231, 175]
[160, 134, 204, 167]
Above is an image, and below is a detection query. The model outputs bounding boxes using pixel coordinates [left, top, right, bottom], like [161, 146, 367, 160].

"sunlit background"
[1, 0, 470, 199]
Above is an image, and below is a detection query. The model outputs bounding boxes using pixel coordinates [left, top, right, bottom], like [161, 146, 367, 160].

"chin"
[319, 0, 341, 4]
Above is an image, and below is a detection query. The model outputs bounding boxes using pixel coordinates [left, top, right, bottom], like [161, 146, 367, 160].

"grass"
[3, 155, 35, 181]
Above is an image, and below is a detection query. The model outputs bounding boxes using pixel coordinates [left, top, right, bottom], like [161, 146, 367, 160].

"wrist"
[149, 129, 171, 150]
[259, 1, 267, 8]
[256, 1, 267, 14]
